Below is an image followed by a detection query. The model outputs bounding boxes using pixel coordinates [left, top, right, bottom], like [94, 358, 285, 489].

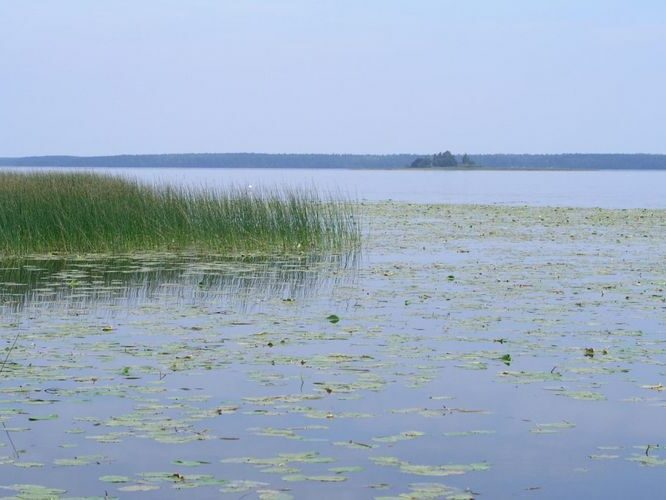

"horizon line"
[3, 152, 666, 159]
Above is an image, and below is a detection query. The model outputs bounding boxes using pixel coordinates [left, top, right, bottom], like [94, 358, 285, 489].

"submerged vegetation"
[0, 172, 359, 256]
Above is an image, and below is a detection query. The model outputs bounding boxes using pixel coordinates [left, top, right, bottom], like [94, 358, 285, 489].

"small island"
[410, 151, 476, 168]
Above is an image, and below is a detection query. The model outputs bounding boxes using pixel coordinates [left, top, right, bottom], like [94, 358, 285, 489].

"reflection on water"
[0, 251, 359, 314]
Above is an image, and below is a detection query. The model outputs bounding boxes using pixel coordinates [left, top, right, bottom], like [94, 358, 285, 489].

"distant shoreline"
[4, 166, 666, 172]
[2, 153, 666, 170]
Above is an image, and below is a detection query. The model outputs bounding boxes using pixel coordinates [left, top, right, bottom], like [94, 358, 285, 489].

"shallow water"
[1, 202, 666, 498]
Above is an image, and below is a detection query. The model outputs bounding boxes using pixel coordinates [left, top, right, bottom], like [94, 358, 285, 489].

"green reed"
[0, 172, 360, 256]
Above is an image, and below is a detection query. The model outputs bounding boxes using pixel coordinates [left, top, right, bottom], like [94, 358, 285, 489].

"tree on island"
[461, 153, 475, 166]
[433, 151, 458, 167]
[410, 151, 458, 168]
[410, 157, 432, 168]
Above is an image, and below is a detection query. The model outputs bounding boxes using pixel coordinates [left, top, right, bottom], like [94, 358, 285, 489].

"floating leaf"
[282, 474, 346, 483]
[54, 455, 104, 466]
[257, 490, 294, 500]
[118, 484, 160, 492]
[2, 484, 67, 498]
[370, 456, 490, 477]
[99, 475, 130, 483]
[329, 466, 363, 474]
[172, 459, 211, 467]
[530, 422, 575, 434]
[558, 391, 606, 401]
[28, 414, 58, 421]
[444, 430, 495, 437]
[13, 462, 43, 468]
[373, 431, 424, 443]
[628, 455, 666, 467]
[220, 480, 269, 493]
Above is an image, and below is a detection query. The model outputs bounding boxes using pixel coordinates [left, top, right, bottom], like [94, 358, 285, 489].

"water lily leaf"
[54, 455, 105, 466]
[118, 484, 160, 492]
[628, 455, 666, 466]
[558, 391, 606, 401]
[28, 414, 58, 421]
[13, 462, 44, 468]
[444, 430, 495, 437]
[530, 422, 575, 434]
[2, 484, 67, 498]
[373, 431, 424, 443]
[282, 474, 346, 482]
[332, 440, 376, 449]
[641, 384, 664, 392]
[257, 490, 294, 500]
[369, 456, 403, 467]
[399, 462, 489, 477]
[329, 466, 363, 473]
[370, 457, 489, 477]
[172, 459, 211, 467]
[277, 451, 333, 464]
[377, 482, 472, 500]
[99, 475, 130, 483]
[220, 480, 269, 493]
[326, 314, 340, 324]
[588, 454, 619, 460]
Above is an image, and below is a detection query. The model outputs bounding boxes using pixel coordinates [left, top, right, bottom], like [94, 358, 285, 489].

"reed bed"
[0, 171, 360, 256]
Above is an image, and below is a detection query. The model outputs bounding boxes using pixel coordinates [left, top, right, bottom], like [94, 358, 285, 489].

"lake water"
[3, 167, 666, 208]
[2, 169, 666, 498]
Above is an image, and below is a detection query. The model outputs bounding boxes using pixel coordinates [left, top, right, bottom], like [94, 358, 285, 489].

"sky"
[1, 0, 665, 156]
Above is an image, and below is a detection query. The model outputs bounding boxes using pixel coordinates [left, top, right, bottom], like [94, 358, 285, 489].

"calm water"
[2, 170, 666, 498]
[3, 167, 666, 208]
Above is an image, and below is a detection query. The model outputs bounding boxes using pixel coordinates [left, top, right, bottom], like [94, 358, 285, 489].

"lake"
[3, 167, 666, 207]
[1, 168, 666, 498]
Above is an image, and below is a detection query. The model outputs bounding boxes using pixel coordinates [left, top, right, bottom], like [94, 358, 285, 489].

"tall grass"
[0, 172, 360, 256]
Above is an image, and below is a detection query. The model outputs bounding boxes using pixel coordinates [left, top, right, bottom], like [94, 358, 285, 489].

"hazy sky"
[1, 0, 665, 156]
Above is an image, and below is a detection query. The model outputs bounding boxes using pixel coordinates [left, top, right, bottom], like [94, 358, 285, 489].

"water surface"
[3, 167, 666, 208]
[2, 202, 665, 498]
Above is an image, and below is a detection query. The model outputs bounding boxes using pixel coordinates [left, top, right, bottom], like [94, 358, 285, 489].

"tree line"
[2, 153, 666, 169]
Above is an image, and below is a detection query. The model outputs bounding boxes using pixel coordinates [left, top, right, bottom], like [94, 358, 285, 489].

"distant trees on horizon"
[4, 152, 666, 170]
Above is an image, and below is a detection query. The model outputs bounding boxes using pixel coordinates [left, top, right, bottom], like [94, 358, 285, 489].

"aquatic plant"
[0, 171, 360, 256]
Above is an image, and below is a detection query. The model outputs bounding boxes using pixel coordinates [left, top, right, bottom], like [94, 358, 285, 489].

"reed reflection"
[0, 251, 359, 315]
